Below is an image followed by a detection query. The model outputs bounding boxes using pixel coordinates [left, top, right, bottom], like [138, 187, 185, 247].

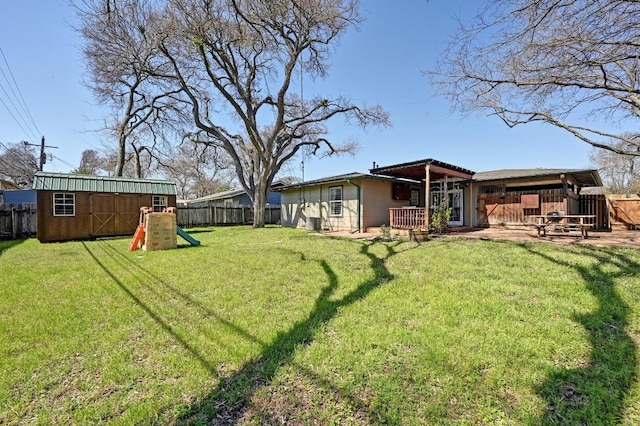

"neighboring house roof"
[473, 168, 603, 187]
[186, 188, 248, 203]
[181, 182, 284, 204]
[32, 172, 177, 195]
[1, 179, 19, 190]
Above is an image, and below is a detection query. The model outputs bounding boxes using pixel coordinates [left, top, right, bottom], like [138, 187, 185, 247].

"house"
[0, 179, 19, 190]
[0, 179, 19, 204]
[1, 189, 37, 204]
[279, 158, 605, 233]
[33, 172, 177, 243]
[279, 159, 473, 232]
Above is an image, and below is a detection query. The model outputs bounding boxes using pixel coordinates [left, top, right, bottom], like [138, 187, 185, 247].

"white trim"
[53, 193, 75, 217]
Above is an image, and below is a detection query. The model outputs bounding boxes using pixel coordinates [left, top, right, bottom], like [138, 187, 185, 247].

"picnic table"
[530, 213, 596, 239]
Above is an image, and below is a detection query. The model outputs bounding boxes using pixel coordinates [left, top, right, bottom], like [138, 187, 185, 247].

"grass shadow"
[0, 238, 25, 257]
[518, 243, 638, 424]
[82, 241, 266, 375]
[176, 239, 408, 424]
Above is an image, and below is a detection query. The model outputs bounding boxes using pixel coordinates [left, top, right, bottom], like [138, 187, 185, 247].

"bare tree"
[158, 142, 235, 199]
[151, 0, 389, 227]
[430, 0, 640, 156]
[0, 142, 38, 188]
[74, 0, 182, 176]
[72, 149, 108, 175]
[590, 139, 640, 193]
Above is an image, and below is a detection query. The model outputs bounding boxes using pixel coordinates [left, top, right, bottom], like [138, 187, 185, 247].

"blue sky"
[0, 0, 595, 182]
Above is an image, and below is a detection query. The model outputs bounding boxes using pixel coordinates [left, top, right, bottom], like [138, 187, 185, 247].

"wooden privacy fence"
[177, 205, 281, 228]
[476, 190, 608, 229]
[607, 196, 640, 230]
[579, 194, 608, 229]
[0, 203, 37, 239]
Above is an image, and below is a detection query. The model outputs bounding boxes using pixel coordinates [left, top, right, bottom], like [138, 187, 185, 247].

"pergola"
[370, 158, 475, 229]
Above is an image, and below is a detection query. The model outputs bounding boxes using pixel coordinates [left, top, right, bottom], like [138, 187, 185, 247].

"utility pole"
[24, 136, 58, 171]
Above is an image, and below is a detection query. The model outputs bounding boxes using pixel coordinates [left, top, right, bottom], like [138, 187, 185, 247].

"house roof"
[186, 188, 247, 203]
[1, 179, 19, 190]
[279, 167, 603, 192]
[473, 168, 603, 187]
[33, 172, 177, 195]
[370, 158, 475, 181]
[278, 172, 410, 190]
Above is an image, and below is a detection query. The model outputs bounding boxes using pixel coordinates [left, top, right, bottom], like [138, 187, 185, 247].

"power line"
[0, 95, 38, 142]
[0, 47, 42, 143]
[0, 49, 41, 135]
[50, 154, 77, 170]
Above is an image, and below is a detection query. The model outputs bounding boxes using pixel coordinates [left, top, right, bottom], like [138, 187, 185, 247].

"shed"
[33, 172, 177, 242]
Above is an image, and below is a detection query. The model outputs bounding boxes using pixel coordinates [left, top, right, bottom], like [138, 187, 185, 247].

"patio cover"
[370, 158, 475, 181]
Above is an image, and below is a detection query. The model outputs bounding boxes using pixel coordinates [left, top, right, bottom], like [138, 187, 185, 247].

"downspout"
[346, 179, 361, 233]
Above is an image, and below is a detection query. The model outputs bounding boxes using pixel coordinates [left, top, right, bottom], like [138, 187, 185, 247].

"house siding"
[281, 177, 424, 232]
[360, 179, 417, 229]
[282, 184, 360, 231]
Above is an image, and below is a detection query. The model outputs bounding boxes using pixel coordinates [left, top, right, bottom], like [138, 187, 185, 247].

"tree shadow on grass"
[175, 240, 406, 425]
[82, 238, 410, 424]
[518, 244, 638, 425]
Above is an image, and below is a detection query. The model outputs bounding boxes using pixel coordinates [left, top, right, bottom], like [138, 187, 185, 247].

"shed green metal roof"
[33, 172, 177, 195]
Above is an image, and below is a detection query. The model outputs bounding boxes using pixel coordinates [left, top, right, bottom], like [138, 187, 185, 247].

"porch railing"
[389, 207, 427, 230]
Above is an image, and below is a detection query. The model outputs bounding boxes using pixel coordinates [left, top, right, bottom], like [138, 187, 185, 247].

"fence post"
[11, 207, 17, 239]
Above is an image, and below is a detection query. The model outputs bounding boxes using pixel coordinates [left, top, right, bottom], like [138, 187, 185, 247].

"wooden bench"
[534, 222, 593, 238]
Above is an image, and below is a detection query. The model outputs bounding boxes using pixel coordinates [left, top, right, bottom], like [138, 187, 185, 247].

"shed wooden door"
[90, 194, 144, 236]
[115, 194, 142, 234]
[91, 194, 117, 236]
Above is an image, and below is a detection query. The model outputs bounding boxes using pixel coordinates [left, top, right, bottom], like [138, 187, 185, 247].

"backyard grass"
[1, 226, 639, 425]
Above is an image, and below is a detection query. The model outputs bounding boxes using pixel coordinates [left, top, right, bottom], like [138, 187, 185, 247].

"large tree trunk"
[252, 182, 266, 228]
[115, 132, 126, 176]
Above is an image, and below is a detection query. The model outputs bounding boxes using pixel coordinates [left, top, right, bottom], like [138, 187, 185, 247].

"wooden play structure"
[130, 207, 200, 251]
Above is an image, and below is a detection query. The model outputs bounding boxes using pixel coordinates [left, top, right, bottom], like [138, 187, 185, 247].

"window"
[53, 193, 75, 216]
[410, 189, 420, 206]
[329, 186, 342, 216]
[152, 195, 168, 212]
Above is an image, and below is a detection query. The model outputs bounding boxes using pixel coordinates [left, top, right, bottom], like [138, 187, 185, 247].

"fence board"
[176, 205, 281, 228]
[0, 203, 37, 239]
[476, 189, 608, 230]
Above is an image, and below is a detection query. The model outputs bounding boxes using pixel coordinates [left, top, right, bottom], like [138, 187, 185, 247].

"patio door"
[430, 182, 464, 227]
[448, 188, 463, 226]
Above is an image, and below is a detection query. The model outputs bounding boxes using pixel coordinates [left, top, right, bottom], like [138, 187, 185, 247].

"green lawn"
[1, 226, 639, 425]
